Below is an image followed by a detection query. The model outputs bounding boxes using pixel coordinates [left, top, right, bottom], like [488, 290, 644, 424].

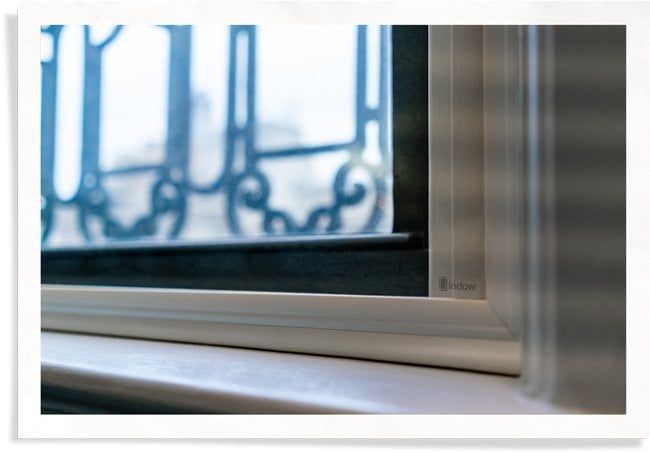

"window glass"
[40, 25, 393, 247]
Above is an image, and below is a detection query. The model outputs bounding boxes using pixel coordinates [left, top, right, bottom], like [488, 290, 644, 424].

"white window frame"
[41, 25, 528, 376]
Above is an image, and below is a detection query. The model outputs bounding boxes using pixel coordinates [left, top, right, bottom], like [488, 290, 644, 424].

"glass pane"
[98, 26, 169, 171]
[40, 25, 393, 247]
[256, 26, 356, 150]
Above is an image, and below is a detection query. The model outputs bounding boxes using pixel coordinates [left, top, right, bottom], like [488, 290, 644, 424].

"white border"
[18, 0, 650, 438]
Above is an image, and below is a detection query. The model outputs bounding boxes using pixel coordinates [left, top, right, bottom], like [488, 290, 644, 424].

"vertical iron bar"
[378, 25, 391, 161]
[225, 26, 245, 234]
[354, 25, 368, 154]
[41, 27, 61, 196]
[40, 26, 63, 242]
[163, 25, 192, 237]
[224, 25, 238, 176]
[80, 25, 101, 184]
[77, 26, 123, 240]
[165, 26, 192, 177]
[77, 26, 103, 240]
[244, 26, 257, 169]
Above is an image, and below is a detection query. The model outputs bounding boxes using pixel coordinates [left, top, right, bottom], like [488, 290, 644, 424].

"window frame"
[41, 25, 530, 375]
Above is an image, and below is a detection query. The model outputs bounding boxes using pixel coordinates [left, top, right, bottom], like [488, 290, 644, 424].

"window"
[41, 25, 522, 375]
[40, 25, 429, 296]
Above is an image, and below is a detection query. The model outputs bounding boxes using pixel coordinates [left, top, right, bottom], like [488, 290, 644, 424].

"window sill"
[42, 331, 567, 414]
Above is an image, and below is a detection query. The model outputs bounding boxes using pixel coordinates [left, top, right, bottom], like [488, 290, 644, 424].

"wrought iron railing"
[40, 25, 392, 245]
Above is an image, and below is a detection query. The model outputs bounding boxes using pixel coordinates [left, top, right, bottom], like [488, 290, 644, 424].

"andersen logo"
[438, 276, 477, 292]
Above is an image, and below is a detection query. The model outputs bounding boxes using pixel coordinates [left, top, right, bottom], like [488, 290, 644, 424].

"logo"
[438, 276, 448, 291]
[438, 276, 477, 292]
